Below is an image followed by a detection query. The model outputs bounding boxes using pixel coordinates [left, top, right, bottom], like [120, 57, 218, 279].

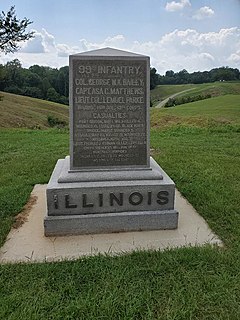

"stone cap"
[72, 47, 147, 57]
[57, 156, 163, 183]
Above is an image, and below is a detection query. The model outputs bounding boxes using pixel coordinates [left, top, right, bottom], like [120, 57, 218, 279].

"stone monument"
[44, 47, 178, 236]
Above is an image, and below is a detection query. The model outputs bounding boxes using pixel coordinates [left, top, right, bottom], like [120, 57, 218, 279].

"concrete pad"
[0, 184, 222, 263]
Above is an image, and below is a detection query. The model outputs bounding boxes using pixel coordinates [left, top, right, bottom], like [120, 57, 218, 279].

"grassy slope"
[151, 95, 240, 127]
[151, 84, 194, 105]
[0, 91, 69, 128]
[0, 86, 240, 319]
[151, 81, 240, 106]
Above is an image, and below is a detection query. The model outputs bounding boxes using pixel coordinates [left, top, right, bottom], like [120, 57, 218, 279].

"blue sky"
[1, 0, 240, 73]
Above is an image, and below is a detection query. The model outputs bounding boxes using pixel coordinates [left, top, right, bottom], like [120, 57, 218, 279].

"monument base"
[44, 157, 179, 236]
[44, 210, 178, 236]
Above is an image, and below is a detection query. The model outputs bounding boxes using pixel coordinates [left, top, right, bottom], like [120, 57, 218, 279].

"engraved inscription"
[54, 190, 169, 211]
[72, 59, 147, 168]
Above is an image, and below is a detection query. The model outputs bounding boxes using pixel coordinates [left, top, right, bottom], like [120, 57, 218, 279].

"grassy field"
[151, 81, 240, 106]
[0, 87, 240, 319]
[0, 129, 69, 246]
[151, 84, 194, 106]
[151, 95, 240, 127]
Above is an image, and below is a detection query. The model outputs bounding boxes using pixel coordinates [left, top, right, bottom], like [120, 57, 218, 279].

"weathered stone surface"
[44, 210, 178, 236]
[46, 158, 175, 216]
[69, 48, 150, 170]
[58, 156, 163, 183]
[44, 48, 179, 236]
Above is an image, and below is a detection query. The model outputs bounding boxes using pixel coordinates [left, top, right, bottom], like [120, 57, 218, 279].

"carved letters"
[72, 59, 147, 168]
[53, 191, 169, 210]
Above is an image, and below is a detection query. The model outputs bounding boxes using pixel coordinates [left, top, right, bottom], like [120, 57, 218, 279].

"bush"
[23, 86, 43, 99]
[47, 115, 67, 128]
[164, 98, 175, 108]
[58, 95, 69, 105]
[164, 94, 212, 108]
[4, 86, 23, 95]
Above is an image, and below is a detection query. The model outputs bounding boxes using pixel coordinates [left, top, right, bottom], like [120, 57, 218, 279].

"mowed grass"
[179, 81, 240, 98]
[0, 129, 69, 246]
[151, 84, 194, 105]
[0, 91, 69, 128]
[0, 247, 240, 319]
[151, 95, 240, 127]
[0, 89, 240, 319]
[151, 126, 240, 246]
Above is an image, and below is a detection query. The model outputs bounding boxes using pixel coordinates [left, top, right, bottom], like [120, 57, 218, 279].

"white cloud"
[20, 31, 46, 53]
[20, 28, 56, 54]
[193, 6, 215, 20]
[199, 52, 215, 61]
[41, 28, 55, 52]
[227, 50, 240, 63]
[56, 43, 72, 57]
[165, 0, 191, 12]
[75, 27, 240, 73]
[1, 27, 239, 73]
[80, 34, 125, 52]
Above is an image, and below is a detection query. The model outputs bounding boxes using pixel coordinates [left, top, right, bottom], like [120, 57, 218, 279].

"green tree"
[4, 59, 23, 87]
[41, 77, 51, 98]
[23, 86, 43, 99]
[177, 69, 189, 84]
[165, 70, 175, 78]
[57, 66, 69, 97]
[212, 67, 237, 81]
[164, 70, 176, 84]
[24, 72, 42, 88]
[29, 65, 47, 78]
[150, 67, 159, 90]
[0, 6, 34, 54]
[0, 64, 6, 90]
[46, 87, 60, 102]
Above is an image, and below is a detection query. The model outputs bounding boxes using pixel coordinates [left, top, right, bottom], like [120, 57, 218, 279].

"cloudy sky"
[1, 0, 240, 74]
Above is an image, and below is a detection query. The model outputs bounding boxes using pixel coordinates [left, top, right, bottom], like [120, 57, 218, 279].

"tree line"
[0, 7, 239, 105]
[0, 60, 239, 105]
[150, 67, 240, 89]
[0, 59, 69, 104]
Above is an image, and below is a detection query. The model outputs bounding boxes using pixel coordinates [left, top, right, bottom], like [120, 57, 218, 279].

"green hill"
[151, 81, 240, 106]
[1, 82, 239, 129]
[0, 91, 69, 129]
[151, 95, 240, 129]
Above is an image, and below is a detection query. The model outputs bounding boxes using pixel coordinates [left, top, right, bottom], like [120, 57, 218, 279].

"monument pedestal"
[44, 157, 178, 236]
[44, 47, 179, 236]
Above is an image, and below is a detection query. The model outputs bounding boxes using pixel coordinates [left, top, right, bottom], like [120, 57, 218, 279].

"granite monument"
[44, 47, 178, 236]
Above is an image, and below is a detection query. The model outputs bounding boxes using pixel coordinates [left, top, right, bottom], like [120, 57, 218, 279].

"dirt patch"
[214, 117, 232, 125]
[13, 195, 38, 229]
[151, 115, 182, 128]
